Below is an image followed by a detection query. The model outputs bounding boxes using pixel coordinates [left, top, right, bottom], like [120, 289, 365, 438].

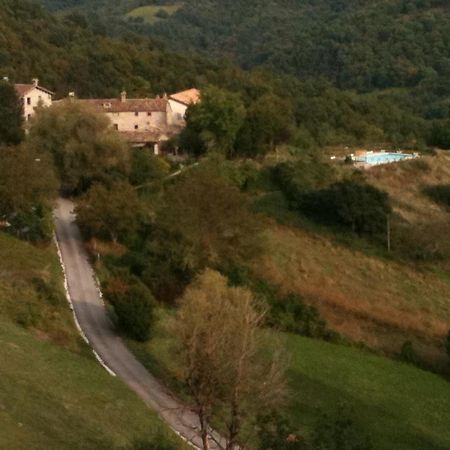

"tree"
[28, 101, 129, 194]
[170, 270, 286, 450]
[76, 181, 145, 243]
[236, 94, 295, 157]
[0, 81, 24, 146]
[129, 150, 170, 186]
[181, 86, 246, 156]
[300, 180, 392, 236]
[0, 145, 57, 219]
[105, 273, 155, 341]
[159, 167, 263, 268]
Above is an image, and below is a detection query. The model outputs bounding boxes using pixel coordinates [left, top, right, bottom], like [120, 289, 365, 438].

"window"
[134, 125, 139, 130]
[147, 112, 152, 116]
[135, 111, 139, 116]
[113, 124, 119, 131]
[27, 97, 31, 105]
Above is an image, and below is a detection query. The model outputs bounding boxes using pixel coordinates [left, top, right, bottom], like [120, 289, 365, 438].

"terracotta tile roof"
[78, 98, 168, 113]
[15, 83, 55, 97]
[169, 88, 200, 106]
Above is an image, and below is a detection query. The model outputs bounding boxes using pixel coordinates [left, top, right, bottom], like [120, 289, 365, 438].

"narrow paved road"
[54, 198, 222, 449]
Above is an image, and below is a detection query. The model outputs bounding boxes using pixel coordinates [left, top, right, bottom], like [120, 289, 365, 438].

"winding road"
[54, 198, 222, 450]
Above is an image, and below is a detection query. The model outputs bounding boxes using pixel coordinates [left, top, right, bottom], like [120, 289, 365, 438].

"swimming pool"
[354, 152, 417, 166]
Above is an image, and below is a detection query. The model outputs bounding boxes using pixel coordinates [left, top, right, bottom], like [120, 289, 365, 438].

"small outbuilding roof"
[169, 88, 201, 106]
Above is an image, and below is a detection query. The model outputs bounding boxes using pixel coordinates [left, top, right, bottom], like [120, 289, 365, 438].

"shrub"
[399, 341, 423, 368]
[312, 404, 373, 450]
[105, 274, 155, 341]
[300, 180, 391, 236]
[228, 269, 334, 341]
[155, 8, 170, 19]
[257, 413, 307, 449]
[268, 293, 334, 340]
[129, 150, 170, 186]
[423, 184, 450, 209]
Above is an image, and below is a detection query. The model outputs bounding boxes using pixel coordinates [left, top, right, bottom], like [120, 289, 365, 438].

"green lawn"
[0, 320, 183, 449]
[286, 334, 450, 450]
[126, 4, 182, 24]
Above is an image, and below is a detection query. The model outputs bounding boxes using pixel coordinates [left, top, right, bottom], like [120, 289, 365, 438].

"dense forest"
[32, 0, 450, 147]
[3, 0, 443, 148]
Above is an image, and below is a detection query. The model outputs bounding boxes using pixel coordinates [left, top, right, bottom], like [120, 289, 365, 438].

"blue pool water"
[354, 152, 415, 166]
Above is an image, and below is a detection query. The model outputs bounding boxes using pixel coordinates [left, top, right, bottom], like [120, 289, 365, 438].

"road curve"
[54, 198, 222, 450]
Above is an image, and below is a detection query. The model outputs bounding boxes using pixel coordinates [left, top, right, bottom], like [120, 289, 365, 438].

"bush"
[155, 8, 170, 19]
[312, 404, 373, 450]
[268, 293, 334, 340]
[300, 180, 391, 236]
[105, 274, 155, 341]
[228, 269, 334, 341]
[129, 150, 170, 186]
[8, 203, 53, 242]
[257, 413, 308, 449]
[424, 184, 450, 209]
[399, 341, 424, 369]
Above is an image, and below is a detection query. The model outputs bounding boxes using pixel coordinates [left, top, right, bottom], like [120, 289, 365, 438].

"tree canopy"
[0, 81, 24, 146]
[28, 101, 129, 194]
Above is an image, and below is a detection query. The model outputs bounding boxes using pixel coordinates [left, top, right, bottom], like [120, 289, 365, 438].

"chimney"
[32, 78, 39, 87]
[121, 91, 127, 103]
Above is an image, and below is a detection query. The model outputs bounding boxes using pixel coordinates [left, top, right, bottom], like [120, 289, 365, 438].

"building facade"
[168, 88, 201, 125]
[14, 79, 54, 122]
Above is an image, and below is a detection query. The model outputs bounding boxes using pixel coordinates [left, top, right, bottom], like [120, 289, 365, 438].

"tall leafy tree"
[236, 93, 295, 157]
[28, 101, 129, 194]
[182, 86, 246, 156]
[159, 167, 263, 268]
[76, 181, 144, 243]
[170, 270, 285, 450]
[0, 81, 24, 146]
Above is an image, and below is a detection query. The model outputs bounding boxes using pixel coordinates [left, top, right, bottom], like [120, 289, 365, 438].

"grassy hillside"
[0, 320, 182, 449]
[286, 334, 450, 450]
[251, 154, 450, 369]
[128, 313, 450, 450]
[0, 232, 184, 449]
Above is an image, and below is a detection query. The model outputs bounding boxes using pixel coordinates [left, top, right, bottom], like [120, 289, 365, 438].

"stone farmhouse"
[12, 78, 200, 154]
[14, 78, 54, 122]
[71, 88, 200, 154]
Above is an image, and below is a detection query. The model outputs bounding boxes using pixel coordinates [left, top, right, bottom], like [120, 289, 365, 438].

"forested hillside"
[36, 0, 450, 147]
[4, 0, 440, 148]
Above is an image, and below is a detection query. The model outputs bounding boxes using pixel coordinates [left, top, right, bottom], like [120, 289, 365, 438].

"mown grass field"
[0, 232, 185, 449]
[130, 316, 450, 450]
[286, 334, 450, 450]
[126, 4, 182, 24]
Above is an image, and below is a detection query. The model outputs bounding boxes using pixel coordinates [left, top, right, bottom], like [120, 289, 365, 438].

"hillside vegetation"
[0, 232, 183, 449]
[128, 311, 450, 450]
